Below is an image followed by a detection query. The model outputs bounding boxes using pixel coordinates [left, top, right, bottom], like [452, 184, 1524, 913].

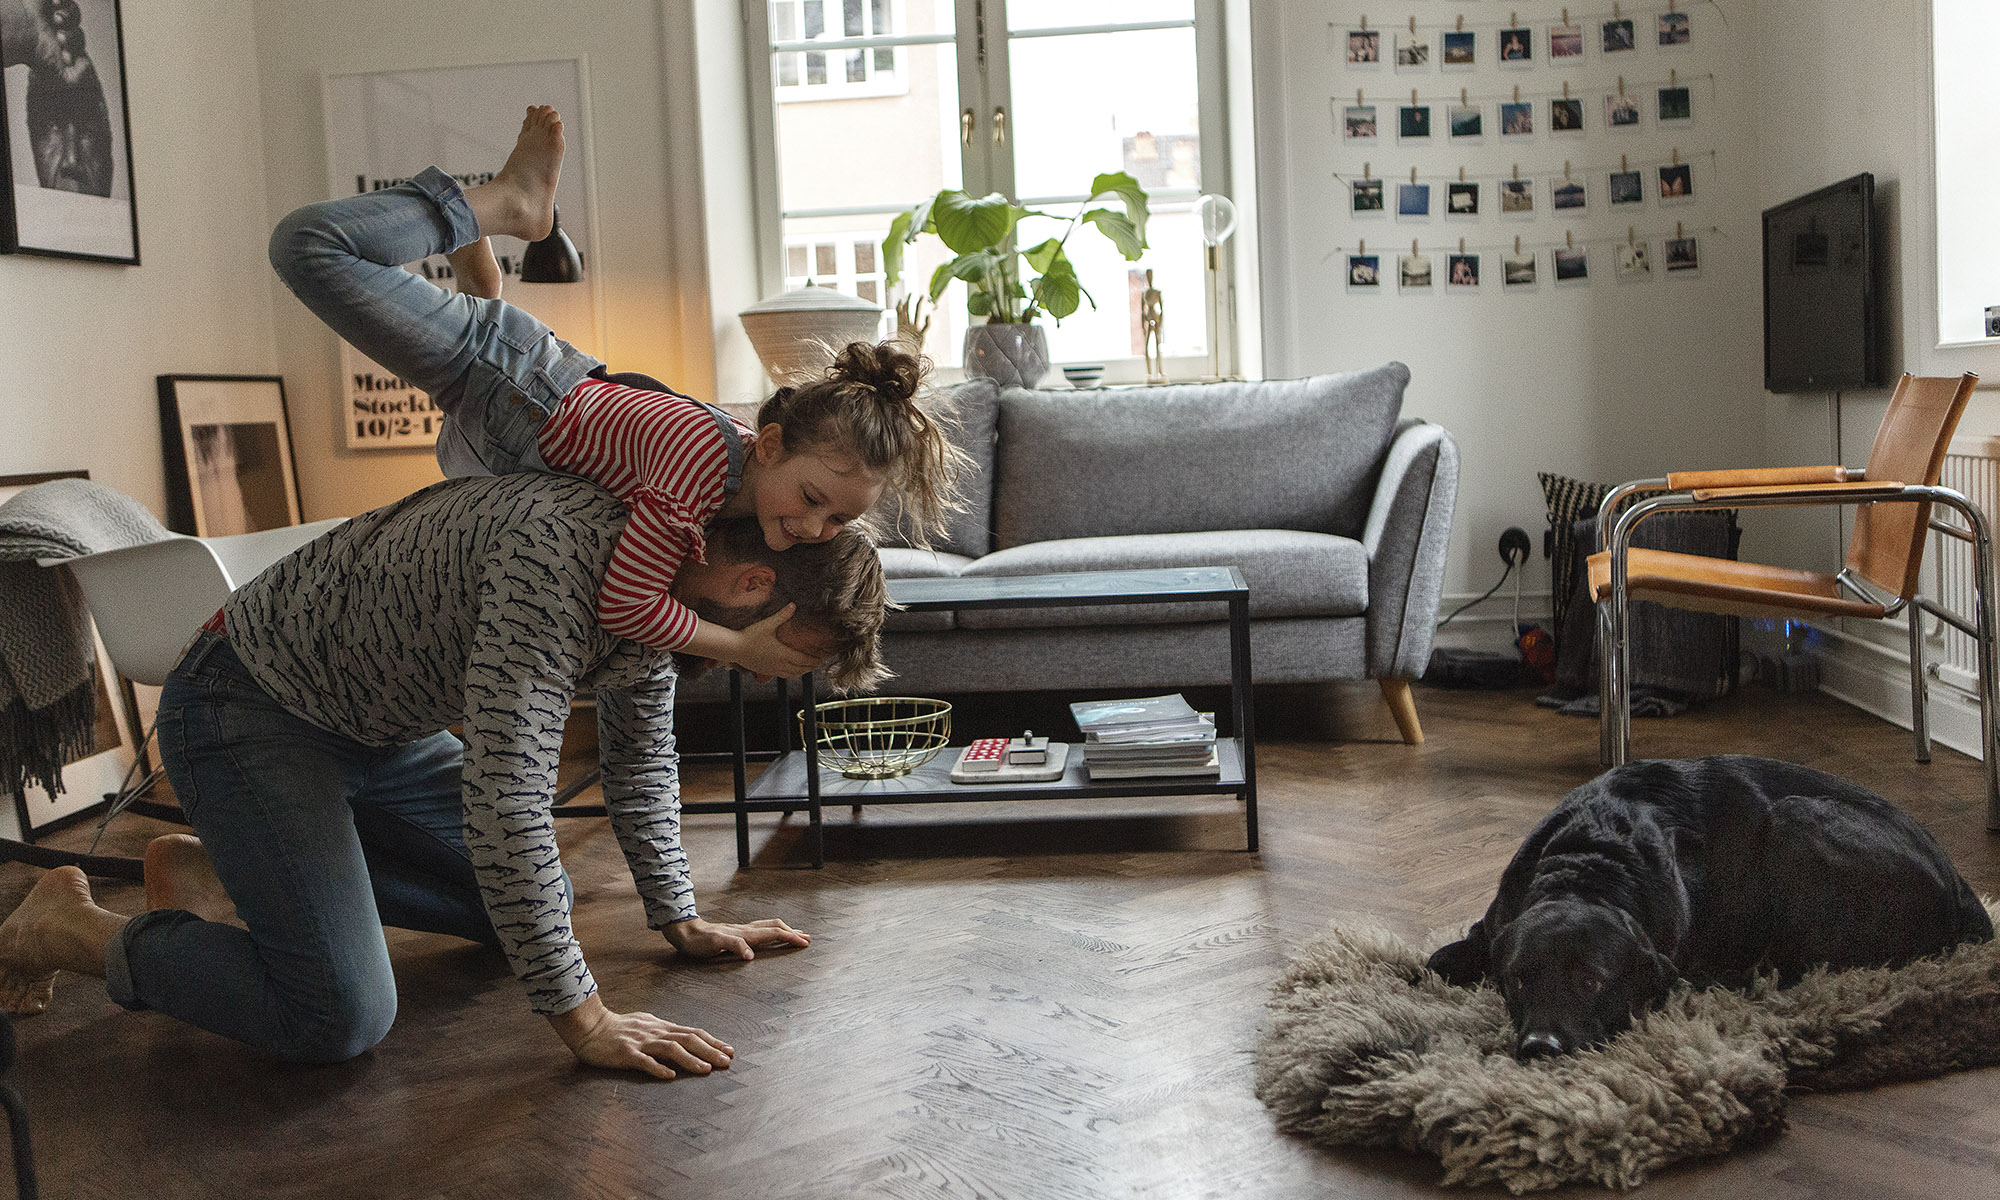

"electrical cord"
[1436, 560, 1515, 630]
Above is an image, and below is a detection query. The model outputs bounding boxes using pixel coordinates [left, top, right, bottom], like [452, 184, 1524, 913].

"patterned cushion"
[1539, 472, 1610, 638]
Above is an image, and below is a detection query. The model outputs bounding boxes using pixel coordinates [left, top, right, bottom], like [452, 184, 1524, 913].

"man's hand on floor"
[665, 915, 811, 960]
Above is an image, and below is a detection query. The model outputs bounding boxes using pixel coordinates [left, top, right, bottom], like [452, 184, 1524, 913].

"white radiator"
[1929, 436, 2000, 693]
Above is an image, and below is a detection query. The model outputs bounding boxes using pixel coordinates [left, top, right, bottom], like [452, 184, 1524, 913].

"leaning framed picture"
[157, 375, 303, 536]
[0, 0, 141, 263]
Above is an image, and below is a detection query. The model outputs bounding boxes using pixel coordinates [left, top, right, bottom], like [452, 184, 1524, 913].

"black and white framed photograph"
[1448, 103, 1484, 140]
[1347, 28, 1382, 67]
[1500, 101, 1535, 137]
[1351, 177, 1386, 215]
[1499, 26, 1533, 66]
[1606, 93, 1643, 130]
[1447, 252, 1481, 288]
[1442, 30, 1476, 71]
[1659, 11, 1692, 48]
[1399, 253, 1433, 290]
[1552, 178, 1588, 215]
[1346, 253, 1381, 289]
[1396, 181, 1432, 221]
[1609, 168, 1646, 207]
[1659, 162, 1696, 203]
[1500, 177, 1536, 218]
[1503, 250, 1539, 289]
[0, 469, 136, 839]
[1395, 33, 1430, 72]
[157, 375, 303, 538]
[1665, 235, 1701, 276]
[1554, 245, 1591, 285]
[1343, 104, 1379, 140]
[1658, 85, 1693, 126]
[1616, 240, 1653, 281]
[1446, 180, 1481, 220]
[1551, 97, 1586, 137]
[0, 0, 139, 263]
[1398, 104, 1432, 142]
[1602, 18, 1637, 54]
[1549, 24, 1585, 63]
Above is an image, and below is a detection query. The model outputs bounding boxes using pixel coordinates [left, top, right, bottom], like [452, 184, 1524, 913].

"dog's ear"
[1426, 920, 1491, 986]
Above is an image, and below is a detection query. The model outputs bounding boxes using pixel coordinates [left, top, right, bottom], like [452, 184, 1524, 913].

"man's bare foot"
[463, 105, 564, 243]
[0, 866, 120, 1013]
[144, 834, 238, 925]
[448, 236, 504, 300]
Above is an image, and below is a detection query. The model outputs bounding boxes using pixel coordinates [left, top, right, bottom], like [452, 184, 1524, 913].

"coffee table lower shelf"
[688, 740, 1255, 865]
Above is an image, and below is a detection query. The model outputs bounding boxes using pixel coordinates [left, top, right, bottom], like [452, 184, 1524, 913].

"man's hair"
[700, 517, 892, 693]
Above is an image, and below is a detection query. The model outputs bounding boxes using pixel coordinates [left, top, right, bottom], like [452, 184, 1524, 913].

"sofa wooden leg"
[1378, 678, 1424, 744]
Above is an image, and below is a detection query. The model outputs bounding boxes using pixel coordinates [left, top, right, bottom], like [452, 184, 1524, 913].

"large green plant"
[881, 173, 1150, 325]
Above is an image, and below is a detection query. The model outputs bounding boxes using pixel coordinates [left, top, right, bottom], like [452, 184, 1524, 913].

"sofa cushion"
[952, 531, 1367, 630]
[876, 546, 973, 631]
[991, 363, 1409, 549]
[872, 377, 999, 558]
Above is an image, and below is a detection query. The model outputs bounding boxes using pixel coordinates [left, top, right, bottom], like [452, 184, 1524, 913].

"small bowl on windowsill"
[1061, 364, 1106, 389]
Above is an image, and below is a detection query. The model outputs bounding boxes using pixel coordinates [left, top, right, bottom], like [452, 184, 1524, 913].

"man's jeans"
[117, 632, 509, 1063]
[266, 166, 601, 477]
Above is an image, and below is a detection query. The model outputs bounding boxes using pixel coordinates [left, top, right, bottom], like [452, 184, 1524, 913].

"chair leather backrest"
[1848, 373, 1979, 599]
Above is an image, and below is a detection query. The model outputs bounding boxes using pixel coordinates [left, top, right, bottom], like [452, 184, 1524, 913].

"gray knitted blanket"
[0, 479, 169, 797]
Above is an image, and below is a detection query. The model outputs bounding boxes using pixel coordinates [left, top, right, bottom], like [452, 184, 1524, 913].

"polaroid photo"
[1609, 169, 1646, 208]
[1550, 97, 1586, 138]
[1499, 177, 1536, 219]
[1605, 93, 1644, 132]
[1665, 235, 1700, 277]
[1659, 162, 1696, 204]
[1503, 251, 1539, 289]
[1399, 104, 1433, 143]
[1658, 86, 1693, 127]
[1396, 33, 1431, 72]
[1602, 18, 1637, 54]
[1399, 253, 1434, 291]
[1347, 29, 1383, 68]
[1397, 181, 1433, 222]
[1552, 177, 1588, 216]
[1347, 253, 1382, 289]
[1351, 177, 1386, 217]
[1549, 24, 1585, 64]
[1616, 240, 1652, 282]
[1500, 101, 1535, 137]
[1498, 27, 1533, 67]
[1448, 103, 1484, 141]
[1986, 306, 2000, 337]
[1442, 30, 1476, 71]
[1445, 180, 1481, 221]
[1447, 252, 1482, 289]
[1343, 104, 1379, 141]
[1659, 11, 1692, 49]
[1554, 246, 1590, 286]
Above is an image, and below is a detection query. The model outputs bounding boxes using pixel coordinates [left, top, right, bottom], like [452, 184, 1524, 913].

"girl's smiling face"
[745, 426, 885, 550]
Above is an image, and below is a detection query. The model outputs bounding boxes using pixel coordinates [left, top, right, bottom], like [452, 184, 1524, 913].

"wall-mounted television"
[1762, 173, 1881, 393]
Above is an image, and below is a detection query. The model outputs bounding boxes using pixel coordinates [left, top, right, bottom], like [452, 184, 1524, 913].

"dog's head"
[1489, 900, 1679, 1059]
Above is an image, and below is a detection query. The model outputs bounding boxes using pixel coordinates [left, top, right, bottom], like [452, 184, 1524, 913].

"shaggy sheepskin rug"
[1255, 903, 2000, 1193]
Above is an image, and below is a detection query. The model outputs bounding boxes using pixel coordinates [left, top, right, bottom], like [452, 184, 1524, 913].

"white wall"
[1252, 3, 1767, 647]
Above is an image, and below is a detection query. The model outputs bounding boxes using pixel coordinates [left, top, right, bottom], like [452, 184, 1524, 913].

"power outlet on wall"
[1498, 527, 1531, 567]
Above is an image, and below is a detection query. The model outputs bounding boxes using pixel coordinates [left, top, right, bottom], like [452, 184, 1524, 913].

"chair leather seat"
[1587, 547, 1888, 620]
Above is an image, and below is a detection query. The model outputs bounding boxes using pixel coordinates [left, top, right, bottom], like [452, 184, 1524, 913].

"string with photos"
[1332, 145, 1717, 187]
[1332, 68, 1714, 111]
[1326, 0, 1729, 41]
[1326, 220, 1722, 261]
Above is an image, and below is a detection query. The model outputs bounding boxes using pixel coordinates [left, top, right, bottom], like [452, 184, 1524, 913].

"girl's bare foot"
[463, 105, 564, 243]
[0, 866, 122, 1013]
[144, 834, 238, 925]
[447, 236, 504, 299]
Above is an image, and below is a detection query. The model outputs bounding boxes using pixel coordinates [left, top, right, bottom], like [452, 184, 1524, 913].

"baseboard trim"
[1810, 625, 1986, 761]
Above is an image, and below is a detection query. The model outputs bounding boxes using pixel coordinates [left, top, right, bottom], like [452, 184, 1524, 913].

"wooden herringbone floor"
[6, 681, 1999, 1199]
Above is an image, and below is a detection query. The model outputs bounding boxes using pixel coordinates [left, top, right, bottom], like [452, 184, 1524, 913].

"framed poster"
[0, 470, 136, 840]
[0, 0, 140, 263]
[157, 375, 303, 537]
[322, 58, 600, 451]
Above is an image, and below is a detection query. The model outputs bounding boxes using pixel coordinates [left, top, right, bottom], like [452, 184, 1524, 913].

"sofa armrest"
[1362, 419, 1460, 679]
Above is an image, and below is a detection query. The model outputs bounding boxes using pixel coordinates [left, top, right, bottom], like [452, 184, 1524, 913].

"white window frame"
[771, 0, 912, 101]
[742, 0, 1256, 383]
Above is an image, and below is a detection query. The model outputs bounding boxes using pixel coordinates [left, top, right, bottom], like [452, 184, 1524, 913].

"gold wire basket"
[801, 696, 953, 779]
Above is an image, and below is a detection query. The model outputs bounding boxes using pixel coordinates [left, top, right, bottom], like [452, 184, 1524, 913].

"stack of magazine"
[1069, 694, 1220, 780]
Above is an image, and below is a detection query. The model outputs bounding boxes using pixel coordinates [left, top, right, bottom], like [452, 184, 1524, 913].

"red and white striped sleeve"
[594, 494, 703, 649]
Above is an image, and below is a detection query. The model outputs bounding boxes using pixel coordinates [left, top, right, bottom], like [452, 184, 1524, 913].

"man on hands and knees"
[0, 476, 887, 1079]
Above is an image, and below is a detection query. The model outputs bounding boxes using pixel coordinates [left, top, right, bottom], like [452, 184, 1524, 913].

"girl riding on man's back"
[269, 105, 964, 679]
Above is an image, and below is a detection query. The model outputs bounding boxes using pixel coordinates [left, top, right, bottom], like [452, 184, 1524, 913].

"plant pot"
[962, 323, 1050, 388]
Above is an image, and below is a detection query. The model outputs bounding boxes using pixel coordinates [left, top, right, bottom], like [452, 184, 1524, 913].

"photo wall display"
[1343, 229, 1702, 295]
[1337, 77, 1699, 144]
[1337, 8, 1694, 71]
[1345, 152, 1708, 223]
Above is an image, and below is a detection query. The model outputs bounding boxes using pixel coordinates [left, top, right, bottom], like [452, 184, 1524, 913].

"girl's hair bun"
[827, 339, 923, 409]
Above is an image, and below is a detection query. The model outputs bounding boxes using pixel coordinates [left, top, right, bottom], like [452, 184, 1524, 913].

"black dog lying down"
[1427, 755, 1993, 1059]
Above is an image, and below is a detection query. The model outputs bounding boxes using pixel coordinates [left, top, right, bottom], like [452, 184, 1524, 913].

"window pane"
[778, 54, 799, 87]
[857, 280, 879, 303]
[844, 0, 863, 37]
[787, 245, 809, 276]
[804, 0, 823, 38]
[774, 3, 797, 39]
[847, 50, 867, 83]
[872, 0, 891, 35]
[816, 244, 838, 276]
[806, 51, 827, 85]
[853, 241, 877, 274]
[1008, 27, 1199, 202]
[1039, 196, 1204, 365]
[1005, 0, 1193, 31]
[874, 47, 895, 72]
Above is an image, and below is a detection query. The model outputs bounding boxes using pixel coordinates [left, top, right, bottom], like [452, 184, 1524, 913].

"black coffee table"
[696, 566, 1257, 867]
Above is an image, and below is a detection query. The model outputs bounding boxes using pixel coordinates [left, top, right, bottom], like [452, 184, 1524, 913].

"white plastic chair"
[9, 518, 347, 875]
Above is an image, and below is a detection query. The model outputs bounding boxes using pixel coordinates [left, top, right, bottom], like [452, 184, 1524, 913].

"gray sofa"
[828, 361, 1460, 740]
